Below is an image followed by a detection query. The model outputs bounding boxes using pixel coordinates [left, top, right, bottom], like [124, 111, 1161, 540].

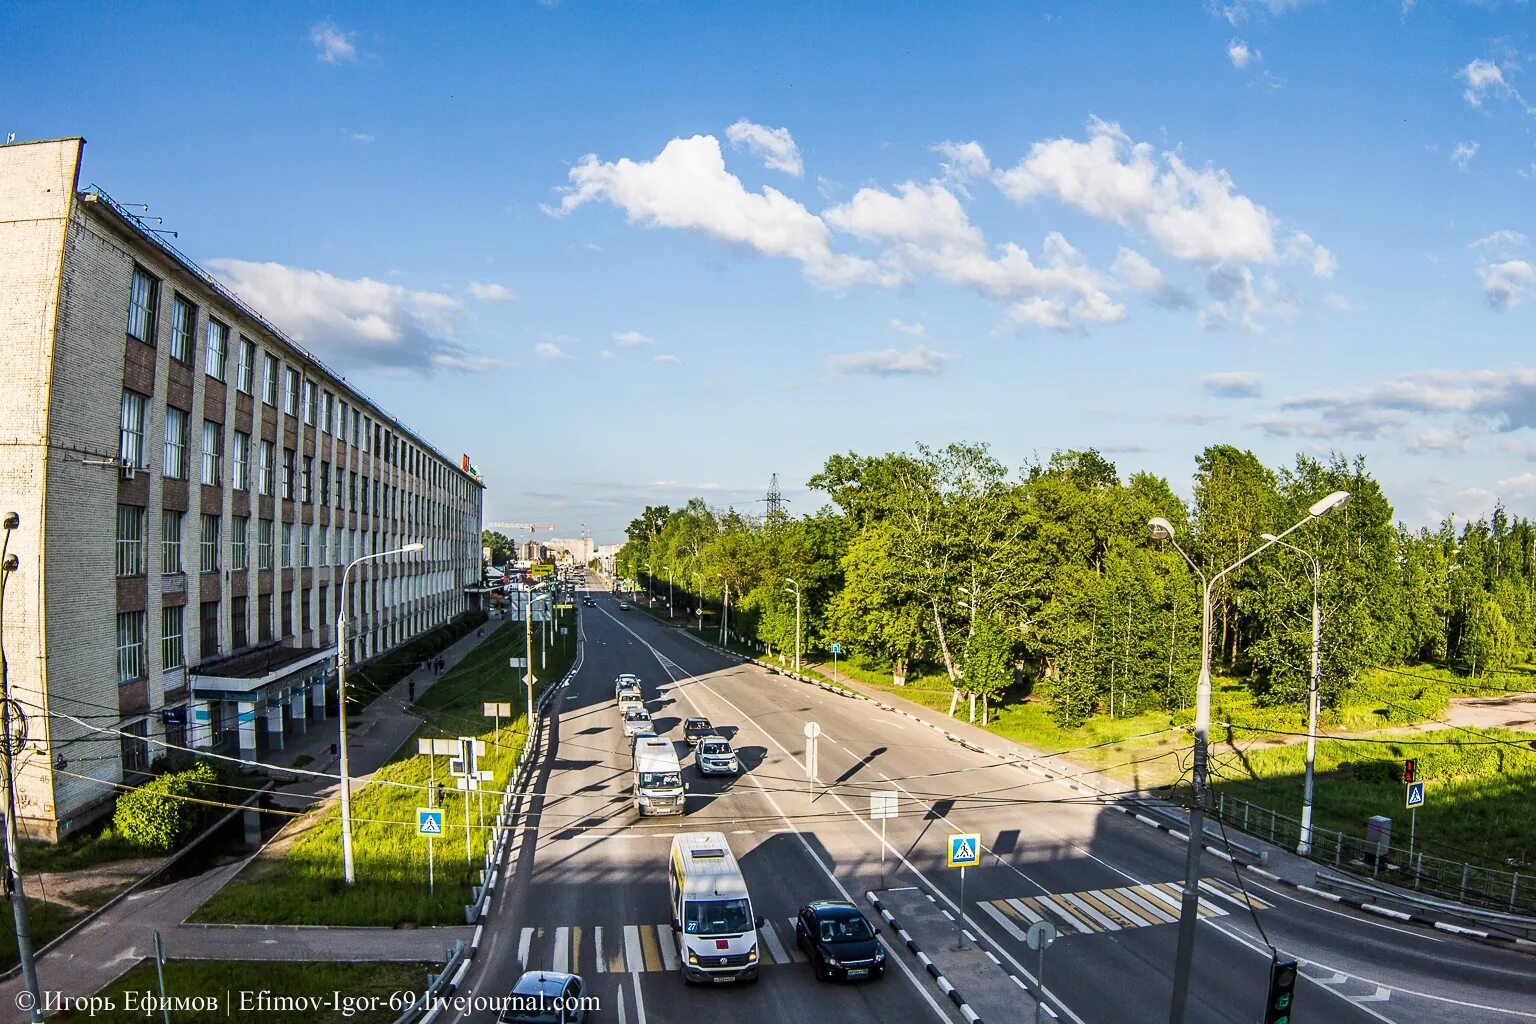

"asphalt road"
[449, 582, 1536, 1024]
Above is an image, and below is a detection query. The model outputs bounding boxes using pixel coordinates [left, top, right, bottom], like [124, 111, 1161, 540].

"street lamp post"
[667, 565, 673, 618]
[1262, 533, 1323, 855]
[0, 513, 41, 1022]
[337, 541, 424, 885]
[783, 578, 802, 675]
[1149, 490, 1348, 1024]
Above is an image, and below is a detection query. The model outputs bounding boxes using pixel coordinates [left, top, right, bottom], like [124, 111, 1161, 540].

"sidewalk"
[0, 617, 506, 1006]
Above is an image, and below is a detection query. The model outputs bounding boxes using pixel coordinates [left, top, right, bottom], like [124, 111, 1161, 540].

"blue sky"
[7, 1, 1536, 542]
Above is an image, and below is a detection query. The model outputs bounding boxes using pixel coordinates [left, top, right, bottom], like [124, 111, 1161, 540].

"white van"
[667, 832, 763, 984]
[634, 742, 686, 816]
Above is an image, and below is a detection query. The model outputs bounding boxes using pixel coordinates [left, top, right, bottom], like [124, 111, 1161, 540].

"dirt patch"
[1439, 694, 1536, 732]
[33, 856, 164, 913]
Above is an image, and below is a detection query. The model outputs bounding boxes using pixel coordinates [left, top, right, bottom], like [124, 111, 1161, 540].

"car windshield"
[639, 771, 682, 789]
[683, 897, 753, 936]
[687, 720, 711, 731]
[625, 710, 648, 721]
[700, 742, 729, 755]
[819, 914, 875, 942]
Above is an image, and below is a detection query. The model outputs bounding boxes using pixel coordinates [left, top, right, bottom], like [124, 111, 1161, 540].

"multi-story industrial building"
[0, 138, 485, 839]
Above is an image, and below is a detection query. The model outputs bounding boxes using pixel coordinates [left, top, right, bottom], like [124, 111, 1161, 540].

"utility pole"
[0, 513, 42, 1022]
[784, 578, 802, 675]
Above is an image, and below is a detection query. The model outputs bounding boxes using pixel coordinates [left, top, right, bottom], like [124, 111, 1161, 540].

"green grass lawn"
[90, 959, 436, 1024]
[0, 898, 86, 973]
[192, 612, 575, 926]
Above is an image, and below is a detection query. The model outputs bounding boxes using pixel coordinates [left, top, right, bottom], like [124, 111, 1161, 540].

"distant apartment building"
[543, 535, 594, 564]
[0, 138, 485, 839]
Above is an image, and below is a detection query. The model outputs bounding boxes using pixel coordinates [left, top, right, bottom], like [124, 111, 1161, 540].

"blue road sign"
[830, 643, 842, 655]
[947, 832, 982, 868]
[1406, 782, 1425, 809]
[417, 807, 445, 836]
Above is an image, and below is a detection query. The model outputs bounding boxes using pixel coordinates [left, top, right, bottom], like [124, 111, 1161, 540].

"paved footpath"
[0, 617, 509, 1006]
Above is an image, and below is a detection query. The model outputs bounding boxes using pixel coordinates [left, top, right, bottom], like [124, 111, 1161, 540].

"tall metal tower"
[760, 473, 790, 520]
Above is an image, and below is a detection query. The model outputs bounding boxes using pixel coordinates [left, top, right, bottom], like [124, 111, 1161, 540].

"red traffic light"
[1403, 759, 1417, 784]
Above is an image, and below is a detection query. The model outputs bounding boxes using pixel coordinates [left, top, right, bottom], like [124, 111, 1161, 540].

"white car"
[696, 736, 739, 775]
[622, 708, 654, 737]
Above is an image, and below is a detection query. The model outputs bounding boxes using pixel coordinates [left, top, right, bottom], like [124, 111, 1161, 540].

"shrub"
[112, 762, 218, 852]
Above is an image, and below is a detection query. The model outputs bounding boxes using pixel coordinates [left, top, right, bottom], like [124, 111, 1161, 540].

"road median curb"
[866, 892, 986, 1024]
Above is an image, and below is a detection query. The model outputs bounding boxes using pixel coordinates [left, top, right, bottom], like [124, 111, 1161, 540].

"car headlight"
[688, 953, 698, 965]
[874, 948, 885, 962]
[825, 956, 839, 967]
[748, 945, 758, 962]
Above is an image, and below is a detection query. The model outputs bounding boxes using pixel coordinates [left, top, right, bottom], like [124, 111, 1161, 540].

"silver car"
[696, 736, 739, 775]
[622, 708, 654, 737]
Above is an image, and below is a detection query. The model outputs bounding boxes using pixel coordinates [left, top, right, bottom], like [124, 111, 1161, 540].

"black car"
[682, 716, 715, 747]
[795, 901, 885, 982]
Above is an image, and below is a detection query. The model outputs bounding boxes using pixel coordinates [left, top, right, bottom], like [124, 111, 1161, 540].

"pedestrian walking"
[408, 679, 416, 701]
[437, 655, 445, 673]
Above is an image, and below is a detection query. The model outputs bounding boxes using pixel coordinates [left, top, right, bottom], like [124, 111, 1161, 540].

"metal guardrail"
[390, 940, 467, 1024]
[1214, 791, 1533, 917]
[1314, 870, 1536, 938]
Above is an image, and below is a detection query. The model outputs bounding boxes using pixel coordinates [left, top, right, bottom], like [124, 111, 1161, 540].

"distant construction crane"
[486, 522, 556, 545]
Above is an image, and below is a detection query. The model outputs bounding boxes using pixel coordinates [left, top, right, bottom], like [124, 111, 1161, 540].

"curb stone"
[866, 892, 989, 1024]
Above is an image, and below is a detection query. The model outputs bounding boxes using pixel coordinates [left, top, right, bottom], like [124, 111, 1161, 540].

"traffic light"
[1403, 759, 1417, 784]
[1263, 955, 1298, 1024]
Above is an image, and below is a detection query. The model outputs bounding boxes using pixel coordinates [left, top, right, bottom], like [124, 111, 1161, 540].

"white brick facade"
[0, 138, 485, 840]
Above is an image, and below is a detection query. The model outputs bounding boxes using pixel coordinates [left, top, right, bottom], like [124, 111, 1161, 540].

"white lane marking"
[1357, 986, 1392, 1003]
[1005, 898, 1046, 925]
[1110, 885, 1178, 925]
[552, 926, 569, 974]
[517, 926, 533, 969]
[630, 968, 647, 1024]
[595, 925, 606, 972]
[759, 920, 791, 965]
[599, 606, 955, 1024]
[656, 926, 680, 972]
[1094, 888, 1159, 927]
[1034, 894, 1093, 934]
[1058, 892, 1121, 932]
[978, 901, 1028, 942]
[624, 925, 644, 975]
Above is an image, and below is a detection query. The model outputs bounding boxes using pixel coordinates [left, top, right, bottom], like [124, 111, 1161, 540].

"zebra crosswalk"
[515, 918, 813, 974]
[979, 877, 1270, 938]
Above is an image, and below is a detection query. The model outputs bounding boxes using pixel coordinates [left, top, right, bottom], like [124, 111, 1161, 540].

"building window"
[302, 524, 312, 567]
[258, 591, 273, 643]
[335, 466, 344, 509]
[283, 367, 299, 416]
[302, 380, 315, 425]
[121, 719, 150, 776]
[319, 586, 328, 628]
[235, 338, 255, 393]
[258, 440, 274, 496]
[127, 266, 159, 345]
[281, 449, 295, 500]
[301, 456, 313, 503]
[116, 611, 145, 683]
[232, 431, 250, 491]
[281, 523, 293, 569]
[115, 505, 145, 577]
[322, 391, 334, 433]
[301, 594, 312, 634]
[169, 294, 195, 363]
[161, 605, 184, 671]
[318, 525, 328, 567]
[349, 472, 358, 511]
[319, 461, 330, 505]
[204, 319, 229, 380]
[163, 407, 187, 479]
[338, 401, 348, 443]
[162, 511, 183, 573]
[231, 516, 249, 570]
[200, 600, 219, 656]
[119, 391, 148, 471]
[281, 593, 293, 638]
[201, 420, 223, 486]
[231, 595, 248, 650]
[262, 354, 279, 406]
[200, 514, 220, 573]
[257, 518, 273, 570]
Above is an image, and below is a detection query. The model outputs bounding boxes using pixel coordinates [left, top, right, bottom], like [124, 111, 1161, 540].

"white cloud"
[310, 20, 357, 64]
[653, 354, 681, 365]
[829, 345, 950, 376]
[994, 117, 1279, 266]
[1324, 292, 1352, 312]
[725, 119, 804, 176]
[1284, 231, 1335, 278]
[1459, 58, 1515, 108]
[1407, 428, 1470, 455]
[549, 134, 894, 290]
[889, 318, 927, 337]
[1009, 297, 1072, 330]
[467, 281, 516, 302]
[1200, 371, 1263, 399]
[1479, 260, 1536, 309]
[346, 131, 375, 144]
[1271, 365, 1536, 442]
[1211, 0, 1317, 23]
[1227, 39, 1258, 70]
[1450, 141, 1480, 171]
[535, 342, 570, 360]
[205, 258, 500, 374]
[1112, 246, 1192, 308]
[933, 141, 992, 192]
[1472, 229, 1528, 257]
[612, 330, 655, 347]
[1198, 263, 1264, 332]
[600, 349, 615, 360]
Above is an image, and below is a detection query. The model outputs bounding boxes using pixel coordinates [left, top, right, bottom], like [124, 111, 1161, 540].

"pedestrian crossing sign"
[947, 832, 981, 868]
[1406, 782, 1425, 809]
[417, 807, 444, 836]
